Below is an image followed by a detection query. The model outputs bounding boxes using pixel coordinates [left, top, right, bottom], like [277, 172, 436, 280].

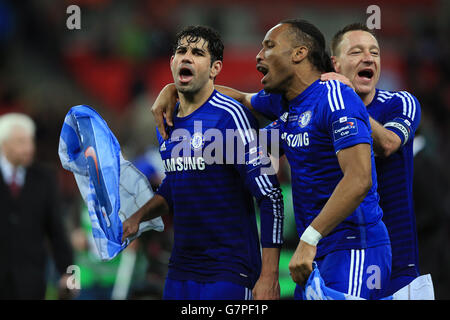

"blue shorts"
[295, 244, 392, 300]
[163, 278, 253, 300]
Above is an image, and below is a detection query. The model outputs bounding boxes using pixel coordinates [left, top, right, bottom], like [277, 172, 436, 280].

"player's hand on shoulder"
[321, 72, 355, 90]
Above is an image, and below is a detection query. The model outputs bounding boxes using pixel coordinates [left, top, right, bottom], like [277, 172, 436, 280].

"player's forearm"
[155, 83, 178, 104]
[369, 117, 401, 157]
[135, 194, 170, 223]
[253, 247, 281, 300]
[260, 247, 281, 278]
[310, 167, 372, 238]
[215, 85, 255, 111]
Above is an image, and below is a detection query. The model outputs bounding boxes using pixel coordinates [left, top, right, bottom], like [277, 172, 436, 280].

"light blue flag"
[58, 105, 164, 261]
[303, 263, 393, 300]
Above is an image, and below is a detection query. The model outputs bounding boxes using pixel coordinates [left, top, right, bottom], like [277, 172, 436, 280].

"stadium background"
[1, 0, 449, 299]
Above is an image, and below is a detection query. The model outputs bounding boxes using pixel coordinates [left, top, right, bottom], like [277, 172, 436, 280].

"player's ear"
[292, 46, 308, 64]
[331, 56, 340, 73]
[210, 60, 222, 79]
[170, 55, 175, 67]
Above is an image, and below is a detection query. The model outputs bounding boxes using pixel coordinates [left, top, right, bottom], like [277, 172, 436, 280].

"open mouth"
[256, 64, 269, 84]
[257, 64, 269, 76]
[179, 66, 194, 83]
[357, 68, 374, 80]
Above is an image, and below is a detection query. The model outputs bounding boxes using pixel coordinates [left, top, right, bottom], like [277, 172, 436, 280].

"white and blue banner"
[58, 105, 164, 261]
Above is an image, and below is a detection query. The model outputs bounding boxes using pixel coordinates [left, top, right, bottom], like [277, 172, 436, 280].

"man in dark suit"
[0, 112, 74, 299]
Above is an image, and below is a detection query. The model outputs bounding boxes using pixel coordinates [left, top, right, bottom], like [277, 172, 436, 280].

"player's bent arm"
[151, 83, 178, 140]
[309, 143, 373, 238]
[370, 117, 402, 158]
[215, 85, 256, 112]
[122, 194, 170, 242]
[137, 194, 170, 222]
[289, 144, 372, 284]
[151, 83, 256, 139]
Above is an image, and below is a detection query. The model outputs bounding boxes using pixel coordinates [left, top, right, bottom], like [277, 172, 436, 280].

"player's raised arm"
[369, 117, 402, 157]
[150, 82, 287, 140]
[214, 85, 256, 111]
[371, 92, 421, 158]
[319, 73, 401, 157]
[150, 83, 255, 139]
[150, 83, 178, 140]
[215, 85, 289, 122]
[320, 72, 355, 90]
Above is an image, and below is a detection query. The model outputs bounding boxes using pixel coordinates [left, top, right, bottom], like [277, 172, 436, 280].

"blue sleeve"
[154, 128, 172, 206]
[262, 118, 285, 158]
[320, 80, 372, 153]
[251, 89, 285, 121]
[133, 156, 157, 180]
[383, 91, 421, 146]
[222, 101, 284, 248]
[156, 127, 165, 145]
[155, 176, 172, 208]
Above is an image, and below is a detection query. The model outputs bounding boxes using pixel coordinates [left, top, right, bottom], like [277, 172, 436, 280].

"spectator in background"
[0, 113, 75, 299]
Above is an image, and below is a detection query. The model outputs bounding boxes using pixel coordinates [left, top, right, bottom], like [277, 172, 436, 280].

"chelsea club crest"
[298, 110, 312, 128]
[190, 132, 204, 150]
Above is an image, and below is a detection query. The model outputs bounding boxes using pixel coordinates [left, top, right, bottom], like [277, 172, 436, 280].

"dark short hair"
[331, 23, 378, 56]
[173, 25, 224, 65]
[280, 18, 334, 73]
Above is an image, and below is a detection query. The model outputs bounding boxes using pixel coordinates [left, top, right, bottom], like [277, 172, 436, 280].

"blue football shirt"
[256, 80, 390, 258]
[251, 90, 286, 121]
[155, 90, 284, 289]
[367, 89, 421, 281]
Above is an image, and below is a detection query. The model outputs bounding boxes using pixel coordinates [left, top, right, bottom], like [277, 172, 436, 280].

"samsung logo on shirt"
[163, 157, 206, 172]
[281, 132, 310, 148]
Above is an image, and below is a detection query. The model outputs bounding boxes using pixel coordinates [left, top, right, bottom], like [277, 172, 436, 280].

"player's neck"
[177, 83, 214, 117]
[285, 69, 322, 101]
[359, 89, 376, 106]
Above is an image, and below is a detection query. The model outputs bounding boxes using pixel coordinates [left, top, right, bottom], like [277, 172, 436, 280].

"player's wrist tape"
[300, 225, 322, 246]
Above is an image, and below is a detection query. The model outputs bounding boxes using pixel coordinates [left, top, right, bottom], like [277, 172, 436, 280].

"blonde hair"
[0, 113, 36, 146]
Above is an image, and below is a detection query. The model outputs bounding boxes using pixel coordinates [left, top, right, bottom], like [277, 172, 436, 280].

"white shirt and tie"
[0, 153, 25, 197]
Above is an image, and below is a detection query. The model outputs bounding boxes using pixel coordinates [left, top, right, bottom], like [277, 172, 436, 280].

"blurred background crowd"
[0, 0, 449, 299]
